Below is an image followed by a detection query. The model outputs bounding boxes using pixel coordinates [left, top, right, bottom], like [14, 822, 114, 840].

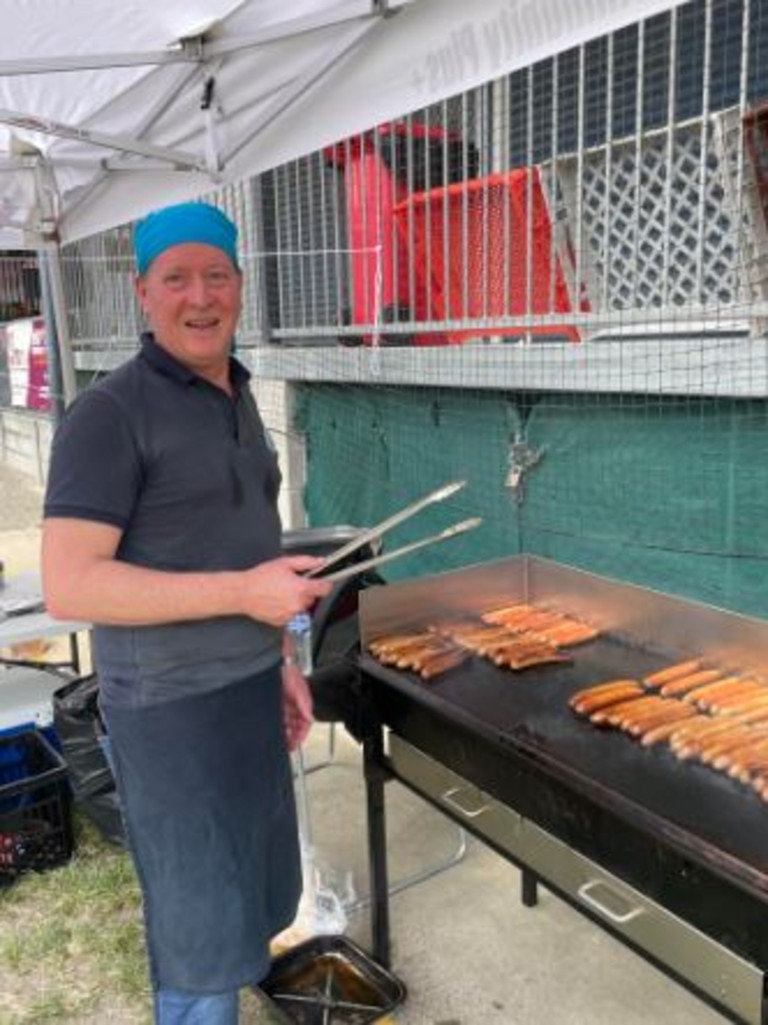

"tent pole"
[43, 244, 77, 408]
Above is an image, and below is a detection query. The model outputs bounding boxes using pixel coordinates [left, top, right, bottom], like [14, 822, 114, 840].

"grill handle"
[440, 785, 491, 819]
[577, 879, 644, 925]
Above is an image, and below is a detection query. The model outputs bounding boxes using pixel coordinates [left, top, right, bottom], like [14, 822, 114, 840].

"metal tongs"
[305, 479, 482, 584]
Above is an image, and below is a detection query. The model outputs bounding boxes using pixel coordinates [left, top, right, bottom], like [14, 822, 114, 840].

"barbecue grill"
[356, 555, 768, 1024]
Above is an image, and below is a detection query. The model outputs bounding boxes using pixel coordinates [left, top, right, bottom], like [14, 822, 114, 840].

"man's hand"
[241, 556, 332, 627]
[282, 661, 314, 752]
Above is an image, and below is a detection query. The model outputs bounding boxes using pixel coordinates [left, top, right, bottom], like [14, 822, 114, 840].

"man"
[42, 201, 332, 1025]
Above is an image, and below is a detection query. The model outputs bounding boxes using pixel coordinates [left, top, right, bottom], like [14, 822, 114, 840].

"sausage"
[703, 680, 768, 713]
[671, 718, 743, 758]
[510, 611, 565, 633]
[499, 649, 568, 671]
[714, 734, 768, 772]
[711, 693, 768, 718]
[544, 622, 600, 647]
[734, 759, 768, 785]
[592, 695, 665, 727]
[640, 712, 709, 747]
[494, 635, 561, 668]
[659, 669, 724, 698]
[678, 723, 754, 759]
[473, 627, 520, 648]
[394, 645, 448, 668]
[440, 624, 513, 648]
[481, 603, 538, 626]
[630, 702, 698, 739]
[405, 642, 458, 671]
[731, 706, 768, 726]
[616, 698, 679, 734]
[643, 659, 703, 689]
[722, 741, 768, 780]
[680, 676, 750, 707]
[569, 680, 642, 714]
[419, 649, 469, 680]
[696, 728, 763, 765]
[484, 636, 547, 659]
[370, 633, 433, 659]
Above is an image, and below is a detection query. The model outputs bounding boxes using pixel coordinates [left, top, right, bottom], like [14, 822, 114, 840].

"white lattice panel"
[556, 121, 745, 317]
[713, 105, 768, 321]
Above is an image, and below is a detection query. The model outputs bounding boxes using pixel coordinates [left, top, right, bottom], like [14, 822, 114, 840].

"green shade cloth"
[295, 385, 768, 617]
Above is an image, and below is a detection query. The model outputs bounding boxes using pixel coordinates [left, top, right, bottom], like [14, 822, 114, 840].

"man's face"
[135, 243, 242, 377]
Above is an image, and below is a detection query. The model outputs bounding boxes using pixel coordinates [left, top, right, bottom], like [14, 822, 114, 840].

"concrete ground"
[1, 462, 730, 1024]
[0, 462, 45, 535]
[0, 461, 45, 572]
[291, 726, 728, 1025]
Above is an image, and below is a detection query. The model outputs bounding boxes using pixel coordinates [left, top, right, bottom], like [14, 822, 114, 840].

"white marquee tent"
[1, 0, 687, 398]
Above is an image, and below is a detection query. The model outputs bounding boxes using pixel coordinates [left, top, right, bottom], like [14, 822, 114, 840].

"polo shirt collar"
[139, 332, 251, 390]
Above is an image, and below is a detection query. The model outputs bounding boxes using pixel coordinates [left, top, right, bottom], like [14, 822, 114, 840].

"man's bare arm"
[42, 518, 330, 628]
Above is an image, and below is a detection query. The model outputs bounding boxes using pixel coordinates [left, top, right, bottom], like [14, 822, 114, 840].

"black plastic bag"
[52, 674, 125, 847]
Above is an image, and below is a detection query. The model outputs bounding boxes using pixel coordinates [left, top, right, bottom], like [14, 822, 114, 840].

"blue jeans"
[154, 988, 239, 1025]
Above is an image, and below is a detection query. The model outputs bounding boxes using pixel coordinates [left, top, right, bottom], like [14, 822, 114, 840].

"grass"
[0, 811, 151, 1025]
[0, 812, 293, 1025]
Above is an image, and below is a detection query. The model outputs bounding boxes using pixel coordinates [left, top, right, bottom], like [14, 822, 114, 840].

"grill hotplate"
[360, 631, 768, 894]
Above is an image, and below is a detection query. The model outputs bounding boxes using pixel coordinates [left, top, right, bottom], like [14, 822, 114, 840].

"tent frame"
[0, 2, 393, 403]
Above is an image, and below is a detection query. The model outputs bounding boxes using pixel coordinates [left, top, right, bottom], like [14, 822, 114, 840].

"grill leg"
[68, 632, 81, 674]
[521, 868, 539, 907]
[364, 725, 391, 968]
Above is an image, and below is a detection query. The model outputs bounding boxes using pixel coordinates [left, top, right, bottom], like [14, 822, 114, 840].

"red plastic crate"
[324, 122, 469, 345]
[394, 168, 588, 342]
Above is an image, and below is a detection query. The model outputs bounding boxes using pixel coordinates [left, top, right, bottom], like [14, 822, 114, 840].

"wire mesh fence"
[4, 0, 768, 615]
[35, 0, 768, 357]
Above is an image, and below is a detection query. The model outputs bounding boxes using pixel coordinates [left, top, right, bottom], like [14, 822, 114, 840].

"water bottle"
[287, 611, 313, 675]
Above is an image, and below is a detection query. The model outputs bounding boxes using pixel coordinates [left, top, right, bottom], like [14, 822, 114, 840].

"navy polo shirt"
[44, 334, 283, 708]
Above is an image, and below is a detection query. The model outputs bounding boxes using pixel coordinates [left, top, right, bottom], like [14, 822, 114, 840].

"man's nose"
[187, 276, 213, 304]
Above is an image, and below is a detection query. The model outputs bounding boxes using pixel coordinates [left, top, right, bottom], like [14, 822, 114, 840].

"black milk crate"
[0, 727, 74, 885]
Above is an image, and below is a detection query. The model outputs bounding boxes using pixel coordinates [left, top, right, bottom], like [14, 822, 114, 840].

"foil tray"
[258, 934, 406, 1024]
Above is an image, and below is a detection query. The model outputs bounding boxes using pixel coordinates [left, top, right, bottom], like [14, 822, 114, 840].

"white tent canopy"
[1, 0, 688, 250]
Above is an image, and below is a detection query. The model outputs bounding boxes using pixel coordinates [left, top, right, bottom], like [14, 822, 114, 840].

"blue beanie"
[134, 201, 239, 275]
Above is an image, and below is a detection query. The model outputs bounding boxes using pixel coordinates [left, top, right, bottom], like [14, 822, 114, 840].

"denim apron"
[103, 666, 302, 993]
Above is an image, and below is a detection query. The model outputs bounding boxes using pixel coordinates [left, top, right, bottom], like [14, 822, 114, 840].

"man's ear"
[134, 274, 148, 308]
